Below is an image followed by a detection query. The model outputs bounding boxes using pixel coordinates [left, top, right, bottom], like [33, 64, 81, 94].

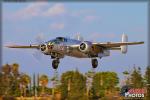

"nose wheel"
[91, 59, 98, 68]
[52, 59, 60, 69]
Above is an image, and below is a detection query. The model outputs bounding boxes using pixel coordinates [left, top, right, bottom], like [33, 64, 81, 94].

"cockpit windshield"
[47, 37, 67, 44]
[56, 37, 65, 42]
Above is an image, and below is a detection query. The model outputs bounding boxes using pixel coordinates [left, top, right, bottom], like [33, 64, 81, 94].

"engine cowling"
[79, 41, 92, 53]
[40, 44, 49, 54]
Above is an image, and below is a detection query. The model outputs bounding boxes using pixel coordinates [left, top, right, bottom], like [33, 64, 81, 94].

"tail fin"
[121, 33, 128, 54]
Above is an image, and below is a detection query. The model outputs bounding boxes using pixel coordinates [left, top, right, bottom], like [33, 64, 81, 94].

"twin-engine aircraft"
[6, 34, 144, 69]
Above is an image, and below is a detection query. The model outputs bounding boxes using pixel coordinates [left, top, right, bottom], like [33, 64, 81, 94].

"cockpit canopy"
[56, 37, 66, 42]
[47, 37, 67, 44]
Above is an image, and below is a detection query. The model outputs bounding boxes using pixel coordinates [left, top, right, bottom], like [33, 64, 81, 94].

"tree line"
[0, 63, 150, 100]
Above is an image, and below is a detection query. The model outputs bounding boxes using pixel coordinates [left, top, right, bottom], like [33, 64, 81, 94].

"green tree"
[60, 70, 87, 100]
[50, 70, 61, 96]
[9, 63, 21, 96]
[39, 74, 49, 95]
[2, 64, 11, 75]
[85, 69, 95, 97]
[32, 73, 36, 96]
[0, 63, 21, 96]
[91, 72, 119, 99]
[1, 64, 11, 95]
[130, 67, 144, 88]
[19, 74, 31, 97]
[60, 71, 74, 99]
[122, 71, 130, 85]
[11, 63, 19, 77]
[145, 66, 150, 100]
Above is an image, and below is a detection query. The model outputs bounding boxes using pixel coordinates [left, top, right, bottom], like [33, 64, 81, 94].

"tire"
[92, 59, 98, 68]
[52, 60, 59, 69]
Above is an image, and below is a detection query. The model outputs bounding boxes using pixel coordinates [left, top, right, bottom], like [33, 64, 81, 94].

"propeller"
[32, 33, 45, 61]
[74, 33, 84, 41]
[35, 33, 45, 44]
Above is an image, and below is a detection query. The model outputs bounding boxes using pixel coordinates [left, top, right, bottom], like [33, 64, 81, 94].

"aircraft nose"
[47, 42, 54, 50]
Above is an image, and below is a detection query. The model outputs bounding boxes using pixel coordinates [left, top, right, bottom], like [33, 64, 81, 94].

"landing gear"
[91, 59, 98, 68]
[52, 58, 60, 69]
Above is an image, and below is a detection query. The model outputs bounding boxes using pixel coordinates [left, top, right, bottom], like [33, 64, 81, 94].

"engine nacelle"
[79, 41, 92, 53]
[40, 44, 49, 54]
[121, 34, 128, 54]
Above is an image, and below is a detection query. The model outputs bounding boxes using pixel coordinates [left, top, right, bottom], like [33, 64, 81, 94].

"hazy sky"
[2, 2, 148, 84]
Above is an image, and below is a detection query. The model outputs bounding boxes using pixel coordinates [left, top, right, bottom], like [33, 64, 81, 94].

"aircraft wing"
[92, 41, 144, 48]
[5, 44, 39, 49]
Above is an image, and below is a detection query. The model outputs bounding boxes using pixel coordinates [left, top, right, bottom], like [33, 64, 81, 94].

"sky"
[2, 2, 148, 86]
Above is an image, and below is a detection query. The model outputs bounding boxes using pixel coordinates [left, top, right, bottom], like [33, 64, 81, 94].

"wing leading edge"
[5, 44, 39, 49]
[93, 41, 144, 48]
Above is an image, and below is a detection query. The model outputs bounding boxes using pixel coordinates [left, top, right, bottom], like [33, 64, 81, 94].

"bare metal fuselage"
[44, 38, 110, 59]
[5, 35, 144, 69]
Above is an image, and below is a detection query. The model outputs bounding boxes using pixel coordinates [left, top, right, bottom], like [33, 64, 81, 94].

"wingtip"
[141, 41, 144, 44]
[5, 45, 10, 48]
[5, 45, 14, 48]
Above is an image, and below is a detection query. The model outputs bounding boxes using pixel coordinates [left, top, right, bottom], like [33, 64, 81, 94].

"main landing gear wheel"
[52, 59, 60, 69]
[91, 59, 98, 68]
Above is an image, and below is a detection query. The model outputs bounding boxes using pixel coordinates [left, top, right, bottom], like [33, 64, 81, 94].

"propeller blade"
[32, 33, 46, 61]
[75, 33, 84, 41]
[32, 50, 42, 61]
[35, 33, 45, 44]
